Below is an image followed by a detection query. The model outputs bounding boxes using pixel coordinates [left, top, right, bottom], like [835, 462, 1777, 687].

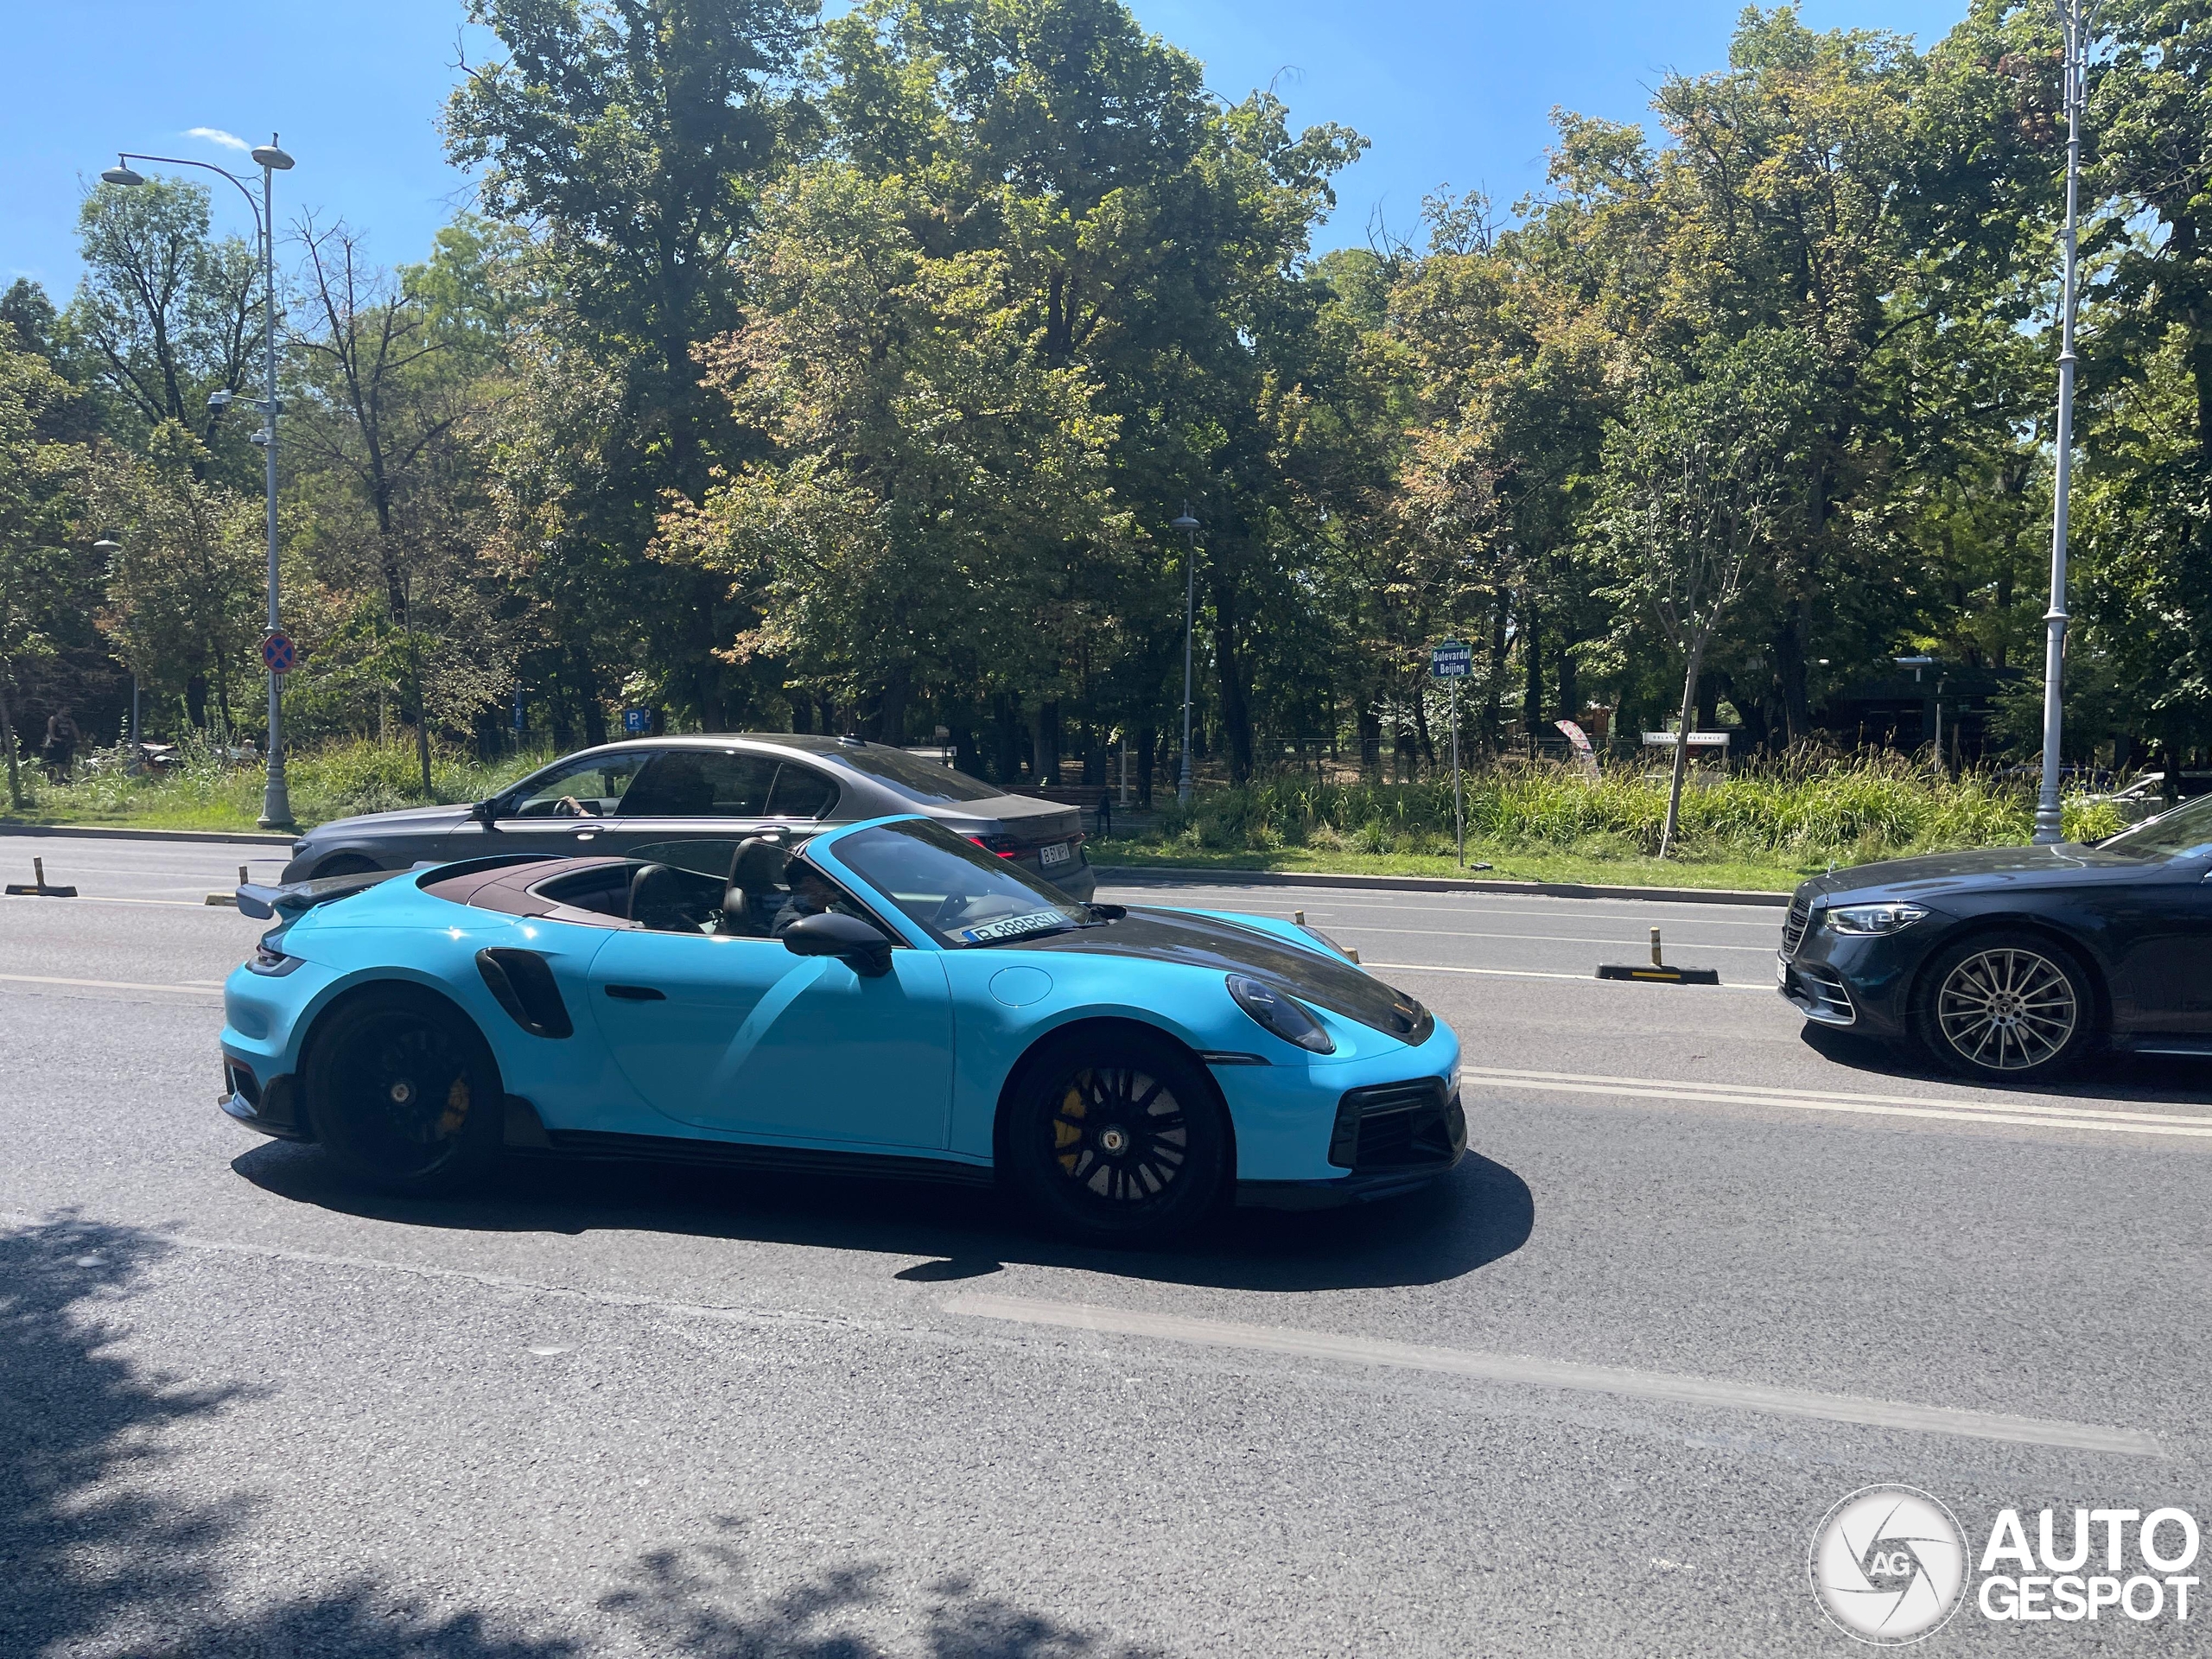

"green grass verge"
[1090, 837, 1821, 892]
[0, 738, 548, 836]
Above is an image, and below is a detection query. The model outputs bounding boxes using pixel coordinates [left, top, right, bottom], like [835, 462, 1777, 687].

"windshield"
[2094, 794, 2212, 861]
[830, 746, 1007, 804]
[832, 818, 1090, 945]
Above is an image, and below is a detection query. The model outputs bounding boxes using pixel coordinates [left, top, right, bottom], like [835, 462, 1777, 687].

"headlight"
[1823, 902, 1929, 936]
[1226, 974, 1335, 1054]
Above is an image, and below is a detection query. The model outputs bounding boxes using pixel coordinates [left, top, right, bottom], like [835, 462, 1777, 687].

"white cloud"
[184, 127, 251, 153]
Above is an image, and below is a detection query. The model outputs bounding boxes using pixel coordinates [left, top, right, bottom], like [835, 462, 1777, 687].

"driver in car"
[772, 864, 844, 938]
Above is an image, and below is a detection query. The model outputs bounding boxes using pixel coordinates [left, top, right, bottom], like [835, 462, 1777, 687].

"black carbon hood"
[1021, 907, 1432, 1043]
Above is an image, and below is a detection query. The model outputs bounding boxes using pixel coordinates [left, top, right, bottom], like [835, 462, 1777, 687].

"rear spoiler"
[236, 867, 404, 921]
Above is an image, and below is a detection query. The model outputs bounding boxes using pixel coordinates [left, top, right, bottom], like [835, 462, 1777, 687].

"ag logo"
[1808, 1484, 1969, 1644]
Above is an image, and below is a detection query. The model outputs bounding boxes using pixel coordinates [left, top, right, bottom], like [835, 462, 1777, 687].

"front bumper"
[1777, 922, 1932, 1039]
[219, 1058, 310, 1141]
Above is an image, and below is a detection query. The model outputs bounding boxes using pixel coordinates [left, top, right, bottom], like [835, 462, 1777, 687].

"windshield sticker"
[956, 910, 1071, 944]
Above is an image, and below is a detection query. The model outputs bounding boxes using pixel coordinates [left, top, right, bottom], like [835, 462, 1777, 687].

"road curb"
[1093, 864, 1791, 907]
[0, 823, 297, 848]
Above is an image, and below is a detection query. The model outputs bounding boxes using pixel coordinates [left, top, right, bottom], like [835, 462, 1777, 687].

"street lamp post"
[2034, 3, 2097, 844]
[101, 136, 296, 828]
[1171, 505, 1200, 806]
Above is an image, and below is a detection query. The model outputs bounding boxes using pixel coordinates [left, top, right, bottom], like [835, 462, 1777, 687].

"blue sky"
[4, 1, 1971, 302]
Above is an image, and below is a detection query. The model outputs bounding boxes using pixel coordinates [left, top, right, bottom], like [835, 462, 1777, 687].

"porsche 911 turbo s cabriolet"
[220, 817, 1463, 1243]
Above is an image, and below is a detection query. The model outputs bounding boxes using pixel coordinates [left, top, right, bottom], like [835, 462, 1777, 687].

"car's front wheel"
[303, 987, 502, 1193]
[1913, 932, 2099, 1083]
[1003, 1032, 1227, 1245]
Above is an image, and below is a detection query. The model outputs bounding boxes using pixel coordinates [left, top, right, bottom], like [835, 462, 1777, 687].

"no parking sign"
[261, 631, 297, 675]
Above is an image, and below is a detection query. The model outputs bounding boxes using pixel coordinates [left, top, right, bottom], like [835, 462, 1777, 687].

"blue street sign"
[261, 631, 297, 675]
[623, 708, 651, 735]
[1430, 639, 1472, 680]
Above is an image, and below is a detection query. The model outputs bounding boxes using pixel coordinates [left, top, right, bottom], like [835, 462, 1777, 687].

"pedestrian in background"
[41, 707, 79, 783]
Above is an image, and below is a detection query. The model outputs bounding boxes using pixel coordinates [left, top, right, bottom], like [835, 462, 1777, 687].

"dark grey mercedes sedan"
[280, 734, 1096, 901]
[1779, 792, 2212, 1081]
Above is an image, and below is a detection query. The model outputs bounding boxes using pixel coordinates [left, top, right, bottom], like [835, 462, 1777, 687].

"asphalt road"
[3, 832, 2209, 1658]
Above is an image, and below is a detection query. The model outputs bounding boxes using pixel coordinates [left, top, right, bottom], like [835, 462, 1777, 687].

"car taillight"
[968, 834, 1020, 857]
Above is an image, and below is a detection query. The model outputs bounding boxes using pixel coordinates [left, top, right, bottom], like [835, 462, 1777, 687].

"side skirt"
[508, 1113, 995, 1189]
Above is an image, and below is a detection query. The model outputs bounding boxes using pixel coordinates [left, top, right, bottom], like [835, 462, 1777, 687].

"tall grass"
[9, 735, 551, 830]
[1146, 754, 2127, 864]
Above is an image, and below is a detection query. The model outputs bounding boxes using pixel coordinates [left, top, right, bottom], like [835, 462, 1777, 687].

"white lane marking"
[1460, 1066, 2212, 1138]
[0, 1211, 868, 1332]
[1364, 960, 1771, 992]
[944, 1293, 2162, 1457]
[0, 971, 224, 996]
[1327, 923, 1777, 953]
[3, 891, 239, 910]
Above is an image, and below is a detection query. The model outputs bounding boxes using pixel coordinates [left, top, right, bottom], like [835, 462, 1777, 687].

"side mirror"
[780, 911, 894, 976]
[470, 798, 499, 824]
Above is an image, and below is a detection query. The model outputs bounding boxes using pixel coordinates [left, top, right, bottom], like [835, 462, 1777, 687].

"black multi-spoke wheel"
[1915, 932, 2097, 1083]
[1006, 1033, 1227, 1243]
[304, 988, 502, 1192]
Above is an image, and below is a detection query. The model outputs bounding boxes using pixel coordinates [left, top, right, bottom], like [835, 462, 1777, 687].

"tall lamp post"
[1172, 505, 1200, 806]
[2034, 3, 2097, 844]
[101, 135, 296, 828]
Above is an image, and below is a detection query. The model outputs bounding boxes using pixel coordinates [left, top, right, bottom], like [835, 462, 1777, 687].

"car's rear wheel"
[304, 987, 502, 1193]
[1914, 932, 2099, 1083]
[1003, 1032, 1227, 1245]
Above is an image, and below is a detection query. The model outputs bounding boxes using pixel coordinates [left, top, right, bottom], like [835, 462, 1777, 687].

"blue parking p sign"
[623, 708, 650, 734]
[1430, 640, 1472, 680]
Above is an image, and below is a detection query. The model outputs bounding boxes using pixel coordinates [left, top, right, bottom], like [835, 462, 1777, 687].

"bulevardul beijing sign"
[1430, 640, 1471, 680]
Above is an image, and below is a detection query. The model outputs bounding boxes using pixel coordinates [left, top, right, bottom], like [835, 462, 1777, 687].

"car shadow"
[231, 1141, 1535, 1294]
[1796, 1022, 2212, 1104]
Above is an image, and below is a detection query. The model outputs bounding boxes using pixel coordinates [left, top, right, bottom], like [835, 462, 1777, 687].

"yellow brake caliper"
[1055, 1077, 1087, 1173]
[438, 1077, 471, 1137]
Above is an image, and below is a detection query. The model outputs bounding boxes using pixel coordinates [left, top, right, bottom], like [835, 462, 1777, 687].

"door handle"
[603, 984, 665, 1001]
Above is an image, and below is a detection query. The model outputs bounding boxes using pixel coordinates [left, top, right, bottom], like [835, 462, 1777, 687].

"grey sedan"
[281, 734, 1096, 901]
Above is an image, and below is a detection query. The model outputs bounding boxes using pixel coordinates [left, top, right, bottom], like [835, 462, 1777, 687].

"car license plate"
[1776, 954, 1789, 984]
[1040, 840, 1072, 868]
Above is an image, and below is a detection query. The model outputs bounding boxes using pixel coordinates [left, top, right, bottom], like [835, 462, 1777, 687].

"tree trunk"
[993, 693, 1021, 785]
[1555, 630, 1579, 730]
[0, 662, 22, 808]
[874, 664, 910, 747]
[1208, 564, 1254, 785]
[409, 639, 433, 798]
[1029, 699, 1057, 785]
[1357, 705, 1382, 779]
[570, 641, 607, 747]
[1135, 723, 1155, 808]
[1775, 603, 1814, 742]
[1522, 594, 1544, 737]
[1479, 600, 1509, 758]
[1660, 636, 1709, 860]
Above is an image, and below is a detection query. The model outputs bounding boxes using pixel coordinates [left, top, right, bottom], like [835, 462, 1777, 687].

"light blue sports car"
[219, 817, 1464, 1243]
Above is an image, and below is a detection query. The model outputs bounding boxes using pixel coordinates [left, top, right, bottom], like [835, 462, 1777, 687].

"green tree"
[447, 0, 820, 730]
[66, 179, 266, 485]
[0, 328, 89, 804]
[1599, 328, 1815, 854]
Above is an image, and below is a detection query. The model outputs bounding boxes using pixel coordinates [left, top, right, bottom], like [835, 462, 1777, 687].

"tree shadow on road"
[0, 1213, 1175, 1657]
[0, 1212, 572, 1659]
[1796, 1022, 2212, 1104]
[232, 1142, 1535, 1294]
